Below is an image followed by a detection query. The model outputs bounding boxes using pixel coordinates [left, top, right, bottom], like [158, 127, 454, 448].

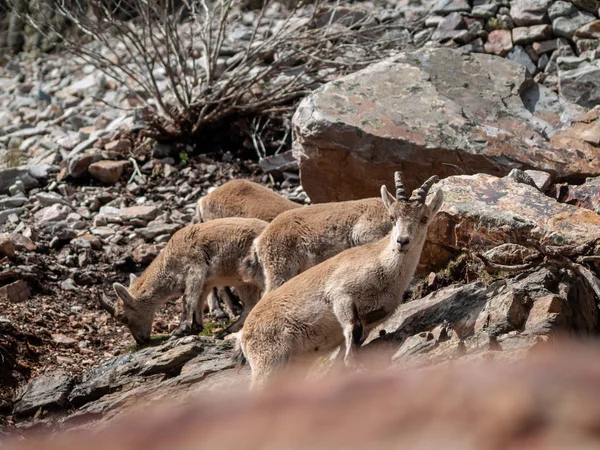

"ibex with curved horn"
[246, 179, 407, 293]
[236, 173, 443, 388]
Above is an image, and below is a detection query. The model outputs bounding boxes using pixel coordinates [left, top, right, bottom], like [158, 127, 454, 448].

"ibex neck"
[379, 236, 425, 279]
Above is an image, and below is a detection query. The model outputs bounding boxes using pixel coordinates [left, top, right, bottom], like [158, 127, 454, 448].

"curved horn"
[394, 171, 408, 201]
[409, 175, 439, 204]
[99, 295, 115, 315]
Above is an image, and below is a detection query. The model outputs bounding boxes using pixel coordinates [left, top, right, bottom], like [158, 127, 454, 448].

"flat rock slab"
[293, 48, 596, 203]
[13, 372, 74, 418]
[421, 174, 600, 272]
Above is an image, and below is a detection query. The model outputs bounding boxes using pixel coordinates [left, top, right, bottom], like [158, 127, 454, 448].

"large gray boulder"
[293, 48, 596, 203]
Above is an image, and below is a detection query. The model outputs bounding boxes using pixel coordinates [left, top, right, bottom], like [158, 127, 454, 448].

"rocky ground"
[1, 0, 600, 440]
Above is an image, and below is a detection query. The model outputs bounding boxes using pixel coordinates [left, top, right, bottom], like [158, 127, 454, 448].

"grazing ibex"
[237, 173, 443, 387]
[194, 179, 302, 319]
[100, 218, 267, 344]
[247, 192, 394, 293]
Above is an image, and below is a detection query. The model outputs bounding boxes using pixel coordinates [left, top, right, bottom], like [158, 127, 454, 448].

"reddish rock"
[484, 29, 513, 55]
[525, 295, 567, 333]
[0, 232, 36, 251]
[564, 177, 600, 214]
[104, 139, 132, 153]
[0, 237, 15, 258]
[88, 160, 129, 184]
[575, 20, 600, 39]
[0, 280, 31, 303]
[293, 48, 594, 203]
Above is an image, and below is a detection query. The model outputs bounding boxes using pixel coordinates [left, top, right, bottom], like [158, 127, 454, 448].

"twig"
[128, 157, 146, 184]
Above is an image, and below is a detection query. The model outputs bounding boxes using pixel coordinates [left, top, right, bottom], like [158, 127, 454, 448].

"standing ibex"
[193, 179, 301, 319]
[100, 218, 267, 344]
[236, 173, 443, 387]
[247, 194, 393, 293]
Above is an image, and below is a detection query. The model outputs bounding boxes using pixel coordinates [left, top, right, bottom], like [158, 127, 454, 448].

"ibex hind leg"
[207, 288, 228, 319]
[220, 284, 261, 335]
[248, 350, 292, 390]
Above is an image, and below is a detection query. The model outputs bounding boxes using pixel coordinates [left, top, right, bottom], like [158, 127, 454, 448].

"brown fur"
[195, 179, 301, 223]
[253, 197, 391, 292]
[112, 218, 267, 344]
[241, 176, 443, 387]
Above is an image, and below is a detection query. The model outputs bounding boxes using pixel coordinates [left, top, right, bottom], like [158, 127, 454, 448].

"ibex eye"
[120, 316, 129, 325]
[421, 217, 429, 224]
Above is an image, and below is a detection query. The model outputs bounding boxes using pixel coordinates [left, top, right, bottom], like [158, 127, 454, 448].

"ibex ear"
[113, 283, 135, 307]
[129, 273, 138, 287]
[380, 185, 394, 210]
[426, 189, 444, 217]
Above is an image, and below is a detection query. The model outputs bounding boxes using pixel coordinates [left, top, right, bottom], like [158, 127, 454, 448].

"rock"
[67, 151, 103, 178]
[471, 2, 499, 18]
[69, 337, 226, 408]
[0, 168, 39, 195]
[544, 45, 575, 74]
[572, 0, 600, 13]
[0, 280, 30, 303]
[524, 169, 553, 191]
[553, 11, 597, 39]
[510, 0, 552, 26]
[0, 196, 27, 209]
[132, 244, 162, 264]
[563, 176, 600, 213]
[88, 160, 129, 184]
[512, 24, 553, 45]
[422, 174, 600, 272]
[52, 334, 77, 348]
[152, 142, 176, 159]
[0, 237, 15, 257]
[293, 48, 593, 203]
[432, 0, 471, 14]
[532, 38, 569, 55]
[104, 139, 132, 152]
[577, 39, 600, 57]
[13, 372, 74, 418]
[559, 60, 600, 108]
[575, 20, 600, 39]
[136, 223, 182, 240]
[119, 205, 159, 222]
[524, 295, 568, 334]
[484, 29, 513, 55]
[61, 279, 78, 291]
[506, 45, 537, 75]
[36, 192, 72, 207]
[0, 208, 24, 226]
[431, 12, 467, 42]
[548, 1, 577, 20]
[34, 204, 72, 225]
[482, 243, 540, 265]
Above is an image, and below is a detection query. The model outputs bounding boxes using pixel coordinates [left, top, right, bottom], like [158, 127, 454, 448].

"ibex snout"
[396, 236, 411, 252]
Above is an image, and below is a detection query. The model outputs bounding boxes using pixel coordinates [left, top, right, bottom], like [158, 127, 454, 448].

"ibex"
[236, 173, 443, 387]
[247, 191, 394, 293]
[100, 218, 267, 344]
[194, 179, 301, 224]
[194, 179, 301, 319]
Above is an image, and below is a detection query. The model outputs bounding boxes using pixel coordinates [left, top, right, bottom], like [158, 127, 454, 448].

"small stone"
[132, 244, 161, 264]
[0, 233, 36, 251]
[36, 192, 71, 207]
[484, 29, 513, 55]
[507, 45, 537, 76]
[559, 60, 600, 108]
[0, 208, 24, 226]
[553, 12, 597, 39]
[0, 280, 30, 303]
[548, 1, 577, 20]
[61, 279, 78, 291]
[88, 160, 129, 184]
[52, 334, 77, 348]
[538, 53, 550, 71]
[471, 2, 498, 18]
[510, 0, 552, 26]
[532, 38, 569, 55]
[67, 151, 103, 178]
[136, 223, 181, 240]
[431, 12, 467, 42]
[120, 205, 159, 222]
[35, 204, 72, 225]
[512, 24, 553, 45]
[104, 139, 132, 152]
[0, 238, 15, 257]
[575, 20, 600, 39]
[524, 170, 553, 191]
[432, 0, 471, 13]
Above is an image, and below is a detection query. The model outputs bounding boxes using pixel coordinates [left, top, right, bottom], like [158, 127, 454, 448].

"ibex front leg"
[334, 301, 363, 368]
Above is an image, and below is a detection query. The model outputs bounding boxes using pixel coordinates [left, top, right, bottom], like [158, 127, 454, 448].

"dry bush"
[27, 0, 410, 153]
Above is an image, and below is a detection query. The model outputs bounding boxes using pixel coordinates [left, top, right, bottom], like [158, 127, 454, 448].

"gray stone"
[293, 48, 594, 203]
[545, 45, 575, 74]
[510, 0, 552, 26]
[524, 170, 553, 191]
[0, 208, 24, 226]
[559, 60, 600, 108]
[507, 45, 538, 76]
[13, 372, 74, 418]
[0, 196, 27, 209]
[136, 223, 182, 240]
[432, 0, 471, 13]
[512, 24, 553, 45]
[119, 205, 159, 222]
[0, 168, 39, 195]
[471, 2, 498, 18]
[36, 192, 72, 207]
[532, 38, 570, 55]
[548, 1, 577, 20]
[431, 12, 467, 42]
[34, 204, 72, 225]
[553, 11, 597, 39]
